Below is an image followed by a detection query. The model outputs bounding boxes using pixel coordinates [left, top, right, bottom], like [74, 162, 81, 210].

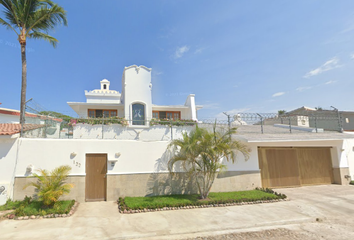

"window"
[88, 109, 117, 118]
[103, 110, 110, 118]
[88, 110, 95, 118]
[159, 111, 166, 119]
[103, 84, 106, 89]
[152, 111, 181, 120]
[96, 110, 103, 118]
[132, 104, 145, 125]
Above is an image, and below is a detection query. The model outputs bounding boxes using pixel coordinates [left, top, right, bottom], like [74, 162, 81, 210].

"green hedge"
[118, 189, 286, 211]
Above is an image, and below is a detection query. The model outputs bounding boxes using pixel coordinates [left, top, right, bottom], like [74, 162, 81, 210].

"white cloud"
[296, 86, 312, 92]
[325, 80, 337, 85]
[202, 102, 220, 110]
[351, 53, 354, 59]
[194, 47, 207, 54]
[215, 108, 251, 119]
[155, 71, 163, 76]
[272, 92, 285, 97]
[174, 46, 190, 59]
[304, 57, 340, 78]
[340, 25, 354, 34]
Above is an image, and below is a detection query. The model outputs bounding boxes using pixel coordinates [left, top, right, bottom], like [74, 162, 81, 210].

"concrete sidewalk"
[1, 185, 354, 240]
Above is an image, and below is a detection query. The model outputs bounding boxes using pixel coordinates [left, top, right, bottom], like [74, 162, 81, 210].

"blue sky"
[1, 0, 354, 120]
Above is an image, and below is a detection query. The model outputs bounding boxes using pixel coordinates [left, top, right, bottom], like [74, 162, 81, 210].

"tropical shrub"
[70, 117, 128, 126]
[168, 125, 249, 199]
[23, 165, 74, 207]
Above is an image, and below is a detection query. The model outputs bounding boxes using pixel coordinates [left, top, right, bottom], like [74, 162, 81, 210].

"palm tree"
[0, 0, 67, 136]
[168, 125, 249, 199]
[24, 165, 73, 206]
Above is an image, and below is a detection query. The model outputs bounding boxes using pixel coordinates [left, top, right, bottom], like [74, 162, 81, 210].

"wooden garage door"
[258, 148, 301, 188]
[258, 147, 333, 188]
[297, 148, 334, 185]
[85, 154, 107, 201]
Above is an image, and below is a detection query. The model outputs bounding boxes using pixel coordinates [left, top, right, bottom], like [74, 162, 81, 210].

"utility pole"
[21, 98, 33, 137]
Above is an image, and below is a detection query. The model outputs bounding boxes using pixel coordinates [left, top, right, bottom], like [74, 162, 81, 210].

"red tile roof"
[0, 123, 45, 135]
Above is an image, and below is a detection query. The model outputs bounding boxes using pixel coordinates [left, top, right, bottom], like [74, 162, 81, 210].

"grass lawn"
[120, 189, 286, 210]
[0, 198, 75, 216]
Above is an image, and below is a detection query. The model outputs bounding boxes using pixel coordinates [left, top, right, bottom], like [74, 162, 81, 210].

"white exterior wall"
[73, 124, 194, 141]
[12, 139, 170, 177]
[68, 105, 124, 118]
[86, 94, 121, 103]
[343, 139, 354, 180]
[122, 66, 152, 125]
[8, 139, 256, 177]
[0, 138, 18, 205]
[296, 116, 310, 127]
[184, 94, 197, 121]
[0, 113, 19, 123]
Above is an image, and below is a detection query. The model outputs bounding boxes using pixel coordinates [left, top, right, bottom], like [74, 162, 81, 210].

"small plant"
[255, 187, 287, 199]
[15, 206, 26, 216]
[23, 165, 74, 207]
[22, 196, 32, 206]
[350, 181, 354, 185]
[150, 118, 197, 127]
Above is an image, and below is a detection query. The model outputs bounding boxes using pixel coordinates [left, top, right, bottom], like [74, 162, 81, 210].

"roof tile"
[0, 123, 45, 135]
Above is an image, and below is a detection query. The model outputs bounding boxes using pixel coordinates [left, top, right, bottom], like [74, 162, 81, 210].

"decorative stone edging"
[6, 201, 79, 220]
[118, 198, 289, 214]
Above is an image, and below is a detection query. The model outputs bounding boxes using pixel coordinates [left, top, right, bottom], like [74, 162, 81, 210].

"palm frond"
[27, 3, 67, 33]
[0, 16, 18, 33]
[168, 123, 250, 198]
[23, 165, 73, 206]
[28, 30, 57, 47]
[0, 0, 21, 27]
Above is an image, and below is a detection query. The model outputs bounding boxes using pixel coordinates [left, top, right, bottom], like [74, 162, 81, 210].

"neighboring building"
[68, 65, 202, 126]
[282, 106, 354, 131]
[0, 107, 40, 124]
[0, 107, 63, 138]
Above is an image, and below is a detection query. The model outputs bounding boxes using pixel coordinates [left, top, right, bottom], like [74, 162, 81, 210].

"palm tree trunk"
[20, 42, 27, 137]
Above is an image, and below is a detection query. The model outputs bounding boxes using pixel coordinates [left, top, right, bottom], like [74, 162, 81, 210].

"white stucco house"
[1, 65, 354, 206]
[67, 65, 202, 126]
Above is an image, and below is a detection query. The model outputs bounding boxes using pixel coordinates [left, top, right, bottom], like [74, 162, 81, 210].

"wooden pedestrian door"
[85, 154, 107, 201]
[258, 147, 334, 188]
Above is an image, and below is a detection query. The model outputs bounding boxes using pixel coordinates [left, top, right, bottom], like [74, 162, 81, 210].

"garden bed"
[118, 188, 287, 214]
[0, 197, 78, 220]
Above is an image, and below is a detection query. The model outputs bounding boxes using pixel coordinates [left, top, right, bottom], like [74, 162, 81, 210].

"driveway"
[0, 185, 354, 240]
